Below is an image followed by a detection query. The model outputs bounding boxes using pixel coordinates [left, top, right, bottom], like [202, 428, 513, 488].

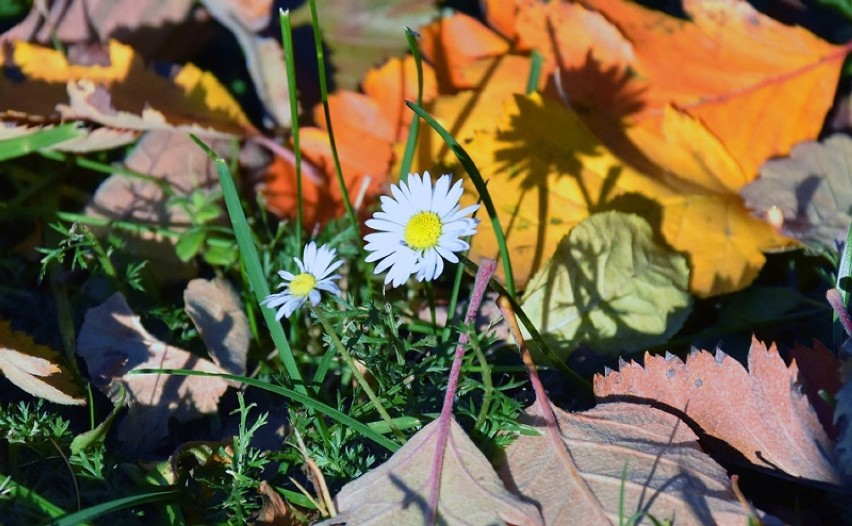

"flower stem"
[309, 305, 404, 441]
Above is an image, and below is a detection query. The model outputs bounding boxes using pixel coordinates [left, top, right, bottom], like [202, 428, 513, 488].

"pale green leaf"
[521, 211, 692, 358]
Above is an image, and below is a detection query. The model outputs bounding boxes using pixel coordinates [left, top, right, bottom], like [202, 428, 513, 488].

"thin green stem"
[279, 9, 303, 248]
[307, 0, 357, 228]
[398, 26, 424, 183]
[310, 305, 404, 441]
[406, 101, 516, 297]
[471, 333, 493, 431]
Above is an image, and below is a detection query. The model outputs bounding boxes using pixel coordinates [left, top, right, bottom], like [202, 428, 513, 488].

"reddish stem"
[426, 258, 496, 525]
[827, 288, 852, 338]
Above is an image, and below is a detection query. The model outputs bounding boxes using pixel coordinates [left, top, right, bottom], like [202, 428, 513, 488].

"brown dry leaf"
[76, 292, 230, 452]
[0, 321, 84, 405]
[184, 278, 249, 376]
[498, 402, 766, 525]
[257, 481, 297, 526]
[200, 0, 291, 127]
[85, 130, 229, 279]
[2, 39, 251, 137]
[1, 0, 196, 57]
[790, 341, 842, 438]
[594, 337, 840, 485]
[317, 418, 543, 526]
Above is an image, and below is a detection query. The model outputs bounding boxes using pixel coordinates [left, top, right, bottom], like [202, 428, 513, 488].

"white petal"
[308, 289, 321, 306]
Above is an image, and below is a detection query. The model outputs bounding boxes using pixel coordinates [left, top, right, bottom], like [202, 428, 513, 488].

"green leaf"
[521, 211, 692, 358]
[70, 384, 126, 455]
[0, 124, 83, 162]
[174, 227, 206, 262]
[203, 237, 238, 267]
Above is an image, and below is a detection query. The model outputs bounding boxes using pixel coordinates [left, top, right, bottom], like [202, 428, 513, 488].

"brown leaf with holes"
[498, 402, 770, 525]
[76, 293, 230, 452]
[316, 418, 543, 526]
[594, 336, 840, 485]
[0, 321, 85, 405]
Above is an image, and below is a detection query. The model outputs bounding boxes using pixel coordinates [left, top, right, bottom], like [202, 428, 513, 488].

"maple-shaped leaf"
[76, 293, 230, 452]
[521, 211, 691, 359]
[594, 337, 840, 485]
[741, 134, 852, 250]
[183, 278, 249, 377]
[316, 418, 543, 526]
[0, 321, 84, 405]
[498, 402, 769, 525]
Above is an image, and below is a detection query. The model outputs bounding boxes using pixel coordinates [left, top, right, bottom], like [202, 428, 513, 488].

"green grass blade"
[279, 8, 303, 248]
[0, 475, 67, 521]
[307, 0, 357, 228]
[0, 124, 83, 162]
[189, 135, 306, 394]
[398, 26, 424, 183]
[50, 490, 178, 526]
[836, 222, 852, 345]
[526, 50, 543, 95]
[133, 368, 400, 451]
[406, 101, 516, 297]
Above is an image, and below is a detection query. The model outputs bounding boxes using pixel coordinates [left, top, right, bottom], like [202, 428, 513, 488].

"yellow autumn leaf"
[0, 321, 84, 405]
[463, 93, 789, 297]
[13, 39, 134, 83]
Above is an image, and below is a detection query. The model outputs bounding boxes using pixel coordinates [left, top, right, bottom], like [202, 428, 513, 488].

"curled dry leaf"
[76, 293, 230, 452]
[317, 418, 543, 526]
[498, 402, 770, 525]
[594, 337, 840, 485]
[0, 321, 84, 405]
[184, 278, 249, 376]
[742, 134, 852, 250]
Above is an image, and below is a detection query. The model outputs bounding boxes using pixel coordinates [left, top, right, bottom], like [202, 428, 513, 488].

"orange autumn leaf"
[264, 127, 388, 227]
[462, 93, 789, 296]
[265, 56, 436, 225]
[487, 0, 848, 178]
[419, 12, 510, 91]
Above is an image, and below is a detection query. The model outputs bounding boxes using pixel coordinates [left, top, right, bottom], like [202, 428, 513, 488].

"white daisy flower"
[261, 241, 343, 320]
[364, 171, 479, 287]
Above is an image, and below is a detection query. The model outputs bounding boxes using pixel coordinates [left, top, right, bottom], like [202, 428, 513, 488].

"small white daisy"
[261, 242, 343, 320]
[364, 171, 479, 287]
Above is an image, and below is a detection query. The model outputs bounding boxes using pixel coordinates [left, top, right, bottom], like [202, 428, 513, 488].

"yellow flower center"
[289, 273, 317, 297]
[404, 212, 442, 250]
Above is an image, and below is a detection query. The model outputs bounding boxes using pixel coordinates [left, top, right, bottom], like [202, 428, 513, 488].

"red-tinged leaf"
[594, 337, 840, 485]
[316, 418, 543, 526]
[76, 293, 230, 452]
[498, 402, 772, 525]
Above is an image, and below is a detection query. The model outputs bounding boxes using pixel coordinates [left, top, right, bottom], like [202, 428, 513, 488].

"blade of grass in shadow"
[307, 0, 357, 228]
[0, 124, 82, 162]
[397, 26, 424, 183]
[279, 8, 303, 248]
[0, 476, 67, 522]
[406, 101, 516, 297]
[51, 490, 177, 526]
[132, 368, 399, 451]
[189, 135, 306, 396]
